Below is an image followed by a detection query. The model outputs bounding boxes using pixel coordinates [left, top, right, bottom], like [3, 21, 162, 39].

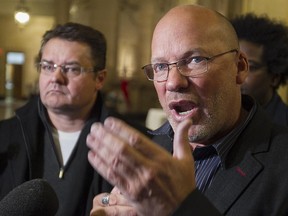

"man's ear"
[236, 52, 248, 84]
[95, 69, 107, 90]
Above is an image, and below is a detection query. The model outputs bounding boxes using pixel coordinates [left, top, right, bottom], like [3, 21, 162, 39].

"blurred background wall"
[0, 0, 287, 120]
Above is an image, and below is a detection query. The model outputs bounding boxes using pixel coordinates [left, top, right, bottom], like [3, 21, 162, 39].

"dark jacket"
[0, 94, 149, 216]
[151, 96, 288, 216]
[264, 92, 288, 127]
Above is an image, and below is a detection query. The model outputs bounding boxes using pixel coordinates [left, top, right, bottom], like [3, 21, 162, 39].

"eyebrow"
[40, 59, 81, 65]
[151, 48, 207, 64]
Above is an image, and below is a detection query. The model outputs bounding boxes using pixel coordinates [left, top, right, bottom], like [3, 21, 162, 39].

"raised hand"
[87, 117, 196, 216]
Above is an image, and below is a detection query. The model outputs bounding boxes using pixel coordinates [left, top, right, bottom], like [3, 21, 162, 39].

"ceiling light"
[14, 0, 30, 26]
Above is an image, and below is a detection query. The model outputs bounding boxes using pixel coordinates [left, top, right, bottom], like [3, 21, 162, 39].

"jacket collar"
[149, 95, 273, 214]
[205, 104, 273, 214]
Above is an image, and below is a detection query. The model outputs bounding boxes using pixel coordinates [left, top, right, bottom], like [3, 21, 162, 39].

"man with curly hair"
[231, 13, 288, 126]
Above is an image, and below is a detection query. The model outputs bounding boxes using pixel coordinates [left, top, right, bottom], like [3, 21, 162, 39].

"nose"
[168, 62, 178, 71]
[166, 65, 189, 91]
[50, 66, 66, 83]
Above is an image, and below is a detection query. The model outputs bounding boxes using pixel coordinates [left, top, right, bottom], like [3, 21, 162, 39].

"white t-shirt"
[52, 129, 81, 166]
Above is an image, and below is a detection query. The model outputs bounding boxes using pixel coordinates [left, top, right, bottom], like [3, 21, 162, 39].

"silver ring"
[101, 193, 110, 206]
[148, 189, 152, 197]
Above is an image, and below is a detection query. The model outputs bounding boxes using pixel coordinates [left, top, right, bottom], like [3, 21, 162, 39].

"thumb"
[111, 186, 122, 194]
[173, 118, 193, 159]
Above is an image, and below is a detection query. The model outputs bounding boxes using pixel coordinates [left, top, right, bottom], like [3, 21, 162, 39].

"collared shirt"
[193, 95, 257, 192]
[149, 95, 257, 193]
[215, 96, 256, 164]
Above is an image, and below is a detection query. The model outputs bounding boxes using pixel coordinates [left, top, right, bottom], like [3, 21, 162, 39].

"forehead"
[152, 16, 222, 60]
[239, 40, 263, 62]
[42, 38, 90, 55]
[151, 6, 237, 61]
[41, 38, 92, 62]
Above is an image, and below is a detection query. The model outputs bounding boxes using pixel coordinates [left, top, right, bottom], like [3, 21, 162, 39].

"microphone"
[0, 179, 59, 216]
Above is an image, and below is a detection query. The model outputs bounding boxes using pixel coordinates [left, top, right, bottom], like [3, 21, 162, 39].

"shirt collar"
[149, 95, 257, 166]
[213, 95, 256, 167]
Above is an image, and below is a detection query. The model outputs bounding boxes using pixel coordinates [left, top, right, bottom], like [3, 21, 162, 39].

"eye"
[249, 64, 264, 72]
[41, 62, 54, 72]
[64, 64, 82, 74]
[180, 56, 207, 70]
[189, 56, 207, 64]
[153, 63, 168, 73]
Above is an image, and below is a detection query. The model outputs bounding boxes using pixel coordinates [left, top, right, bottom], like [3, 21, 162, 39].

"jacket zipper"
[59, 167, 64, 179]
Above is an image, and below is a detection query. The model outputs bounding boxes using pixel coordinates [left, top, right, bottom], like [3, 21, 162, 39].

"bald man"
[87, 4, 288, 216]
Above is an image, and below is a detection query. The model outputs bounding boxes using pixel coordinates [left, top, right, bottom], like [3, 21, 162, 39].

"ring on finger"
[101, 193, 110, 206]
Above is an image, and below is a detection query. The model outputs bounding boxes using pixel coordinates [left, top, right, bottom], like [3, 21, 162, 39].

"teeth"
[178, 109, 193, 116]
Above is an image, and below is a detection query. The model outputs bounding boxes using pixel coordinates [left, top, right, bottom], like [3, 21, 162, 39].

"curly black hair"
[231, 13, 288, 87]
[37, 22, 107, 72]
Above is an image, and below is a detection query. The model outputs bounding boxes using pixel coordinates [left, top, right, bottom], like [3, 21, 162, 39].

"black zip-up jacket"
[0, 94, 149, 216]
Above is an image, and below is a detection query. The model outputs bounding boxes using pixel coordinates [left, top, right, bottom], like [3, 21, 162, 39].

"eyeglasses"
[37, 61, 96, 78]
[142, 49, 238, 82]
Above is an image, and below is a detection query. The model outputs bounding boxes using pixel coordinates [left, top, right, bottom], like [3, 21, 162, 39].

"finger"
[173, 119, 193, 159]
[87, 127, 153, 196]
[88, 144, 155, 200]
[87, 122, 133, 169]
[103, 117, 171, 158]
[90, 208, 106, 216]
[87, 117, 173, 200]
[87, 121, 137, 162]
[87, 119, 161, 179]
[86, 122, 111, 153]
[90, 206, 137, 216]
[104, 117, 144, 146]
[111, 187, 122, 195]
[94, 192, 132, 207]
[172, 119, 196, 189]
[87, 123, 116, 180]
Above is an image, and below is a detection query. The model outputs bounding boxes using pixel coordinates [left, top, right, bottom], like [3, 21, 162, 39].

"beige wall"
[0, 15, 54, 98]
[242, 0, 288, 20]
[0, 0, 287, 111]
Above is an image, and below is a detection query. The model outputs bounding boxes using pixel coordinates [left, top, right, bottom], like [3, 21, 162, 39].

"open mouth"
[169, 101, 196, 116]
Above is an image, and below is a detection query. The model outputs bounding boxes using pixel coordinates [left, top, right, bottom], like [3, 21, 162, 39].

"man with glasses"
[142, 49, 238, 82]
[231, 13, 288, 127]
[0, 23, 147, 216]
[87, 4, 288, 216]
